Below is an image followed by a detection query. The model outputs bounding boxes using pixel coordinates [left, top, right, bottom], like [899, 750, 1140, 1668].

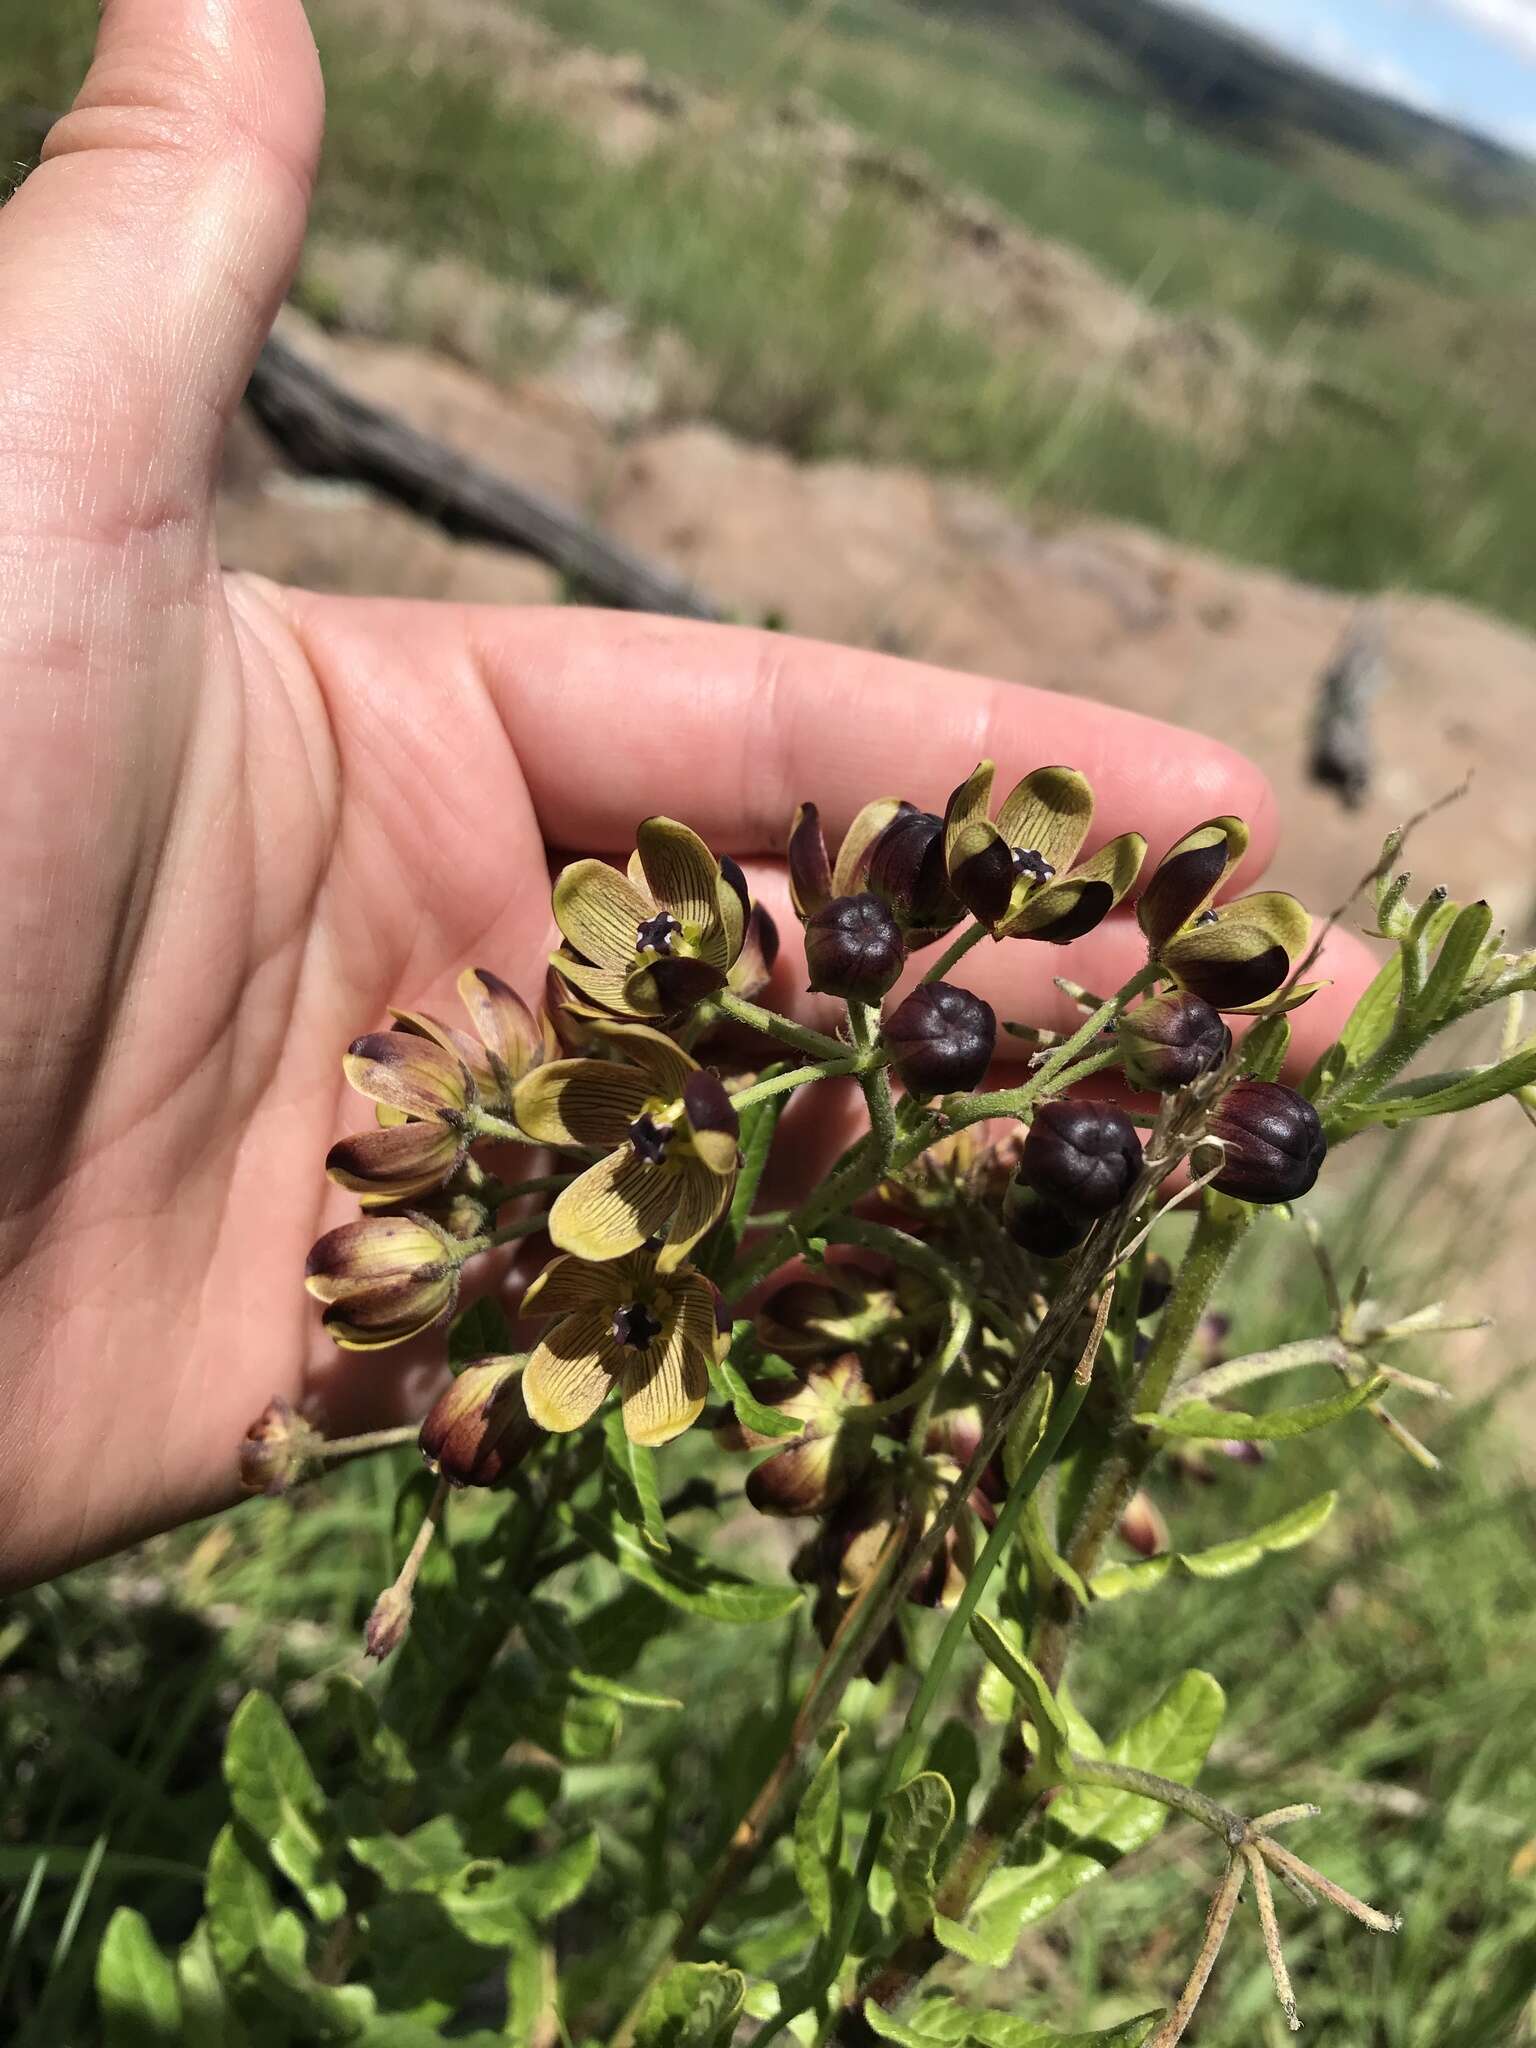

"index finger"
[463, 608, 1280, 887]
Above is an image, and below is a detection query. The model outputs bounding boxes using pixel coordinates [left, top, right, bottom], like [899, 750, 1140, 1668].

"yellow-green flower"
[943, 761, 1146, 942]
[515, 1025, 739, 1270]
[327, 1034, 476, 1200]
[552, 818, 749, 1020]
[520, 1249, 721, 1445]
[1137, 818, 1316, 1013]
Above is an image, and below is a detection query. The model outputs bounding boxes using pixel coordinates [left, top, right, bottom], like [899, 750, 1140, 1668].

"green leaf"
[255, 1909, 376, 2037]
[864, 1998, 1160, 2048]
[794, 1723, 848, 1935]
[717, 1074, 793, 1267]
[1003, 1376, 1053, 1490]
[968, 1616, 1072, 1785]
[1240, 1013, 1291, 1083]
[505, 1913, 552, 2046]
[561, 1502, 802, 1624]
[712, 1335, 804, 1439]
[936, 1671, 1224, 1967]
[604, 1409, 671, 1552]
[887, 1773, 955, 1934]
[449, 1295, 514, 1369]
[1142, 1376, 1387, 1441]
[518, 1595, 682, 1710]
[204, 1823, 278, 1976]
[222, 1691, 345, 1921]
[325, 1674, 417, 1794]
[175, 1922, 248, 2048]
[634, 1962, 747, 2048]
[1418, 898, 1495, 1023]
[442, 1831, 600, 1940]
[1091, 1491, 1338, 1600]
[348, 1814, 469, 1893]
[97, 1907, 181, 2047]
[1333, 1043, 1536, 1132]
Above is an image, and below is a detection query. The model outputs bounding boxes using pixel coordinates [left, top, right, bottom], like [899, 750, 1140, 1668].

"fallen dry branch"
[243, 331, 724, 621]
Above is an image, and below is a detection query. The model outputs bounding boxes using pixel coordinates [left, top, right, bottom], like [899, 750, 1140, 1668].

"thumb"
[0, 0, 322, 538]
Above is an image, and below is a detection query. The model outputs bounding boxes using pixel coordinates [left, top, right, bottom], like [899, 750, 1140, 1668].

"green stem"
[755, 1366, 1094, 2048]
[713, 989, 849, 1061]
[944, 968, 1155, 1129]
[922, 921, 990, 984]
[481, 1170, 579, 1203]
[730, 1056, 862, 1113]
[1134, 1201, 1251, 1415]
[851, 1003, 901, 1177]
[487, 1212, 554, 1248]
[822, 1218, 974, 1423]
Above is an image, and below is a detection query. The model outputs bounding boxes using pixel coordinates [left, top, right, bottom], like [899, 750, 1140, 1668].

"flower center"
[628, 1112, 675, 1166]
[1011, 848, 1056, 885]
[635, 910, 683, 956]
[1194, 909, 1220, 927]
[612, 1302, 665, 1350]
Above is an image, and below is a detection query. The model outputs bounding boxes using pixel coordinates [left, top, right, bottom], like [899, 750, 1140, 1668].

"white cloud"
[1408, 0, 1536, 65]
[1303, 16, 1446, 110]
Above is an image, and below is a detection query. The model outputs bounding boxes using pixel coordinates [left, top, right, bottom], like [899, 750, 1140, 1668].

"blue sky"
[1179, 0, 1536, 152]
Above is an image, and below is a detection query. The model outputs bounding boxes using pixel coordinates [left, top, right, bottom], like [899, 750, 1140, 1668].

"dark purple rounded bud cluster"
[865, 807, 964, 945]
[1204, 1081, 1326, 1206]
[1117, 992, 1231, 1093]
[804, 892, 906, 1004]
[1019, 1100, 1143, 1219]
[1003, 1183, 1091, 1260]
[883, 982, 996, 1097]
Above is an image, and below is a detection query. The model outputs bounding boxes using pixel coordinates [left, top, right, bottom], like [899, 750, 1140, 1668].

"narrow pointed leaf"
[794, 1724, 848, 1935]
[1092, 1492, 1337, 1599]
[559, 1502, 801, 1623]
[604, 1410, 671, 1552]
[1141, 1375, 1387, 1441]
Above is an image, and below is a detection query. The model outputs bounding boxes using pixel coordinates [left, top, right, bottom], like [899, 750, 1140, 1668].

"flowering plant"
[215, 770, 1536, 2048]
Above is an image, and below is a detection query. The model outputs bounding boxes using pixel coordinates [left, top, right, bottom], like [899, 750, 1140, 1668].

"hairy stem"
[713, 988, 849, 1061]
[921, 921, 989, 985]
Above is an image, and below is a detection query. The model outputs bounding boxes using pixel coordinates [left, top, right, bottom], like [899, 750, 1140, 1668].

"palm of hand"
[0, 0, 1368, 1588]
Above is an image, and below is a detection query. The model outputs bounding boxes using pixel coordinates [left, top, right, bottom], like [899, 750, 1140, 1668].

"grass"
[2, 1143, 1534, 2043]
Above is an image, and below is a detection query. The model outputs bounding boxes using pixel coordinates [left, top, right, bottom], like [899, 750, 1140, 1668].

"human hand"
[0, 0, 1372, 1589]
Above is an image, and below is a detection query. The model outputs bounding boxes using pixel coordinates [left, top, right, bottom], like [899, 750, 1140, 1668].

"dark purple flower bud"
[1117, 992, 1232, 1092]
[883, 982, 996, 1096]
[1137, 1254, 1174, 1319]
[787, 802, 834, 920]
[865, 808, 964, 945]
[1019, 1100, 1143, 1219]
[1204, 1081, 1326, 1205]
[419, 1361, 543, 1489]
[1003, 1184, 1091, 1259]
[804, 892, 906, 1004]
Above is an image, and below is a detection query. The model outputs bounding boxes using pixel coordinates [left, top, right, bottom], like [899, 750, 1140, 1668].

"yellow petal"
[344, 1032, 472, 1118]
[552, 950, 659, 1018]
[514, 1060, 652, 1147]
[521, 1252, 624, 1319]
[458, 968, 542, 1084]
[942, 759, 996, 866]
[553, 859, 653, 970]
[656, 1162, 734, 1272]
[831, 797, 905, 899]
[618, 1319, 709, 1446]
[591, 1022, 698, 1100]
[993, 766, 1094, 874]
[635, 818, 721, 949]
[1136, 816, 1249, 949]
[523, 1310, 616, 1433]
[549, 1147, 687, 1263]
[1002, 831, 1147, 941]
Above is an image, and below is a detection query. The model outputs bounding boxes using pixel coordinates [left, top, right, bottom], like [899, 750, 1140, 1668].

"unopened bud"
[419, 1360, 542, 1488]
[865, 807, 964, 945]
[804, 893, 906, 1004]
[1018, 1100, 1143, 1219]
[883, 982, 996, 1096]
[1205, 1081, 1326, 1205]
[1118, 1490, 1170, 1558]
[238, 1397, 324, 1496]
[1004, 1184, 1091, 1260]
[1117, 992, 1231, 1092]
[364, 1584, 412, 1661]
